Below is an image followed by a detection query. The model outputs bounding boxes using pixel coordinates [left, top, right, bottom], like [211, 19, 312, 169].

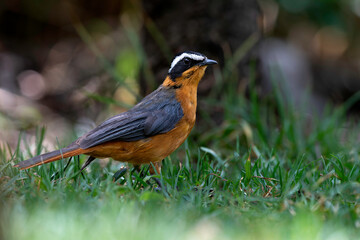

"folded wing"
[79, 90, 183, 149]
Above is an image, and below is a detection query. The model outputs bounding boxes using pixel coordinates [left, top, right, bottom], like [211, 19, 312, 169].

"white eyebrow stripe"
[168, 53, 205, 73]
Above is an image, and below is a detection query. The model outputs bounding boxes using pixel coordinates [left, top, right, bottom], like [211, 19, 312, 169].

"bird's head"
[163, 51, 217, 88]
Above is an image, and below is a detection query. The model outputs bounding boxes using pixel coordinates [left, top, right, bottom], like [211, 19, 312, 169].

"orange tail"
[14, 144, 86, 170]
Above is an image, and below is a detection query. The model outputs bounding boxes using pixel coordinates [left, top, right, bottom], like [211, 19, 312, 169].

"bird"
[14, 51, 217, 174]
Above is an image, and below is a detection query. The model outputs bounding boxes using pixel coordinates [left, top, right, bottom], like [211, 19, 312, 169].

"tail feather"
[14, 144, 86, 170]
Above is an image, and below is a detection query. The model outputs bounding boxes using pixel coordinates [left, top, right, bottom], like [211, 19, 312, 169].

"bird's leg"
[76, 156, 96, 179]
[149, 162, 162, 175]
[149, 161, 165, 191]
[80, 156, 96, 172]
[135, 164, 151, 178]
[133, 164, 142, 173]
[50, 156, 73, 180]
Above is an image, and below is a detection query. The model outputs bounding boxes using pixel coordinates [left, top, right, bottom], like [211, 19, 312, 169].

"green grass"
[1, 80, 360, 239]
[1, 44, 360, 239]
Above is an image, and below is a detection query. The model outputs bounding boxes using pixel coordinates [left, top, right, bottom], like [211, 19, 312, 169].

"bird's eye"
[183, 58, 190, 65]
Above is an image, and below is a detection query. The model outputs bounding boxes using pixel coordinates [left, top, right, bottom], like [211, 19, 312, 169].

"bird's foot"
[112, 167, 128, 182]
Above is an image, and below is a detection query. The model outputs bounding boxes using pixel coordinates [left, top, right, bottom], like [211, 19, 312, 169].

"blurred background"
[1, 0, 360, 155]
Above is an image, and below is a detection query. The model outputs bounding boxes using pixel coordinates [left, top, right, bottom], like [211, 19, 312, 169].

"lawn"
[1, 73, 360, 240]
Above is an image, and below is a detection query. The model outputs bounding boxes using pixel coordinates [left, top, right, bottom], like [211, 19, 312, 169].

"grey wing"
[78, 111, 148, 148]
[143, 101, 184, 136]
[78, 103, 183, 149]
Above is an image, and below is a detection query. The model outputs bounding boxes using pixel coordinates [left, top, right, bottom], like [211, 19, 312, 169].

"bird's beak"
[199, 58, 218, 66]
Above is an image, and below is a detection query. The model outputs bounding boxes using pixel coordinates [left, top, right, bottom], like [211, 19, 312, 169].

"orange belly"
[84, 118, 194, 165]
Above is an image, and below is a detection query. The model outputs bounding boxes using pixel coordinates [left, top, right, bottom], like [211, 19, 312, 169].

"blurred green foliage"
[276, 0, 357, 30]
[115, 49, 139, 79]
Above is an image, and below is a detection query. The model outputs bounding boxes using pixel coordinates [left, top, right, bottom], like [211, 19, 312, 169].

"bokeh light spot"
[17, 70, 46, 99]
